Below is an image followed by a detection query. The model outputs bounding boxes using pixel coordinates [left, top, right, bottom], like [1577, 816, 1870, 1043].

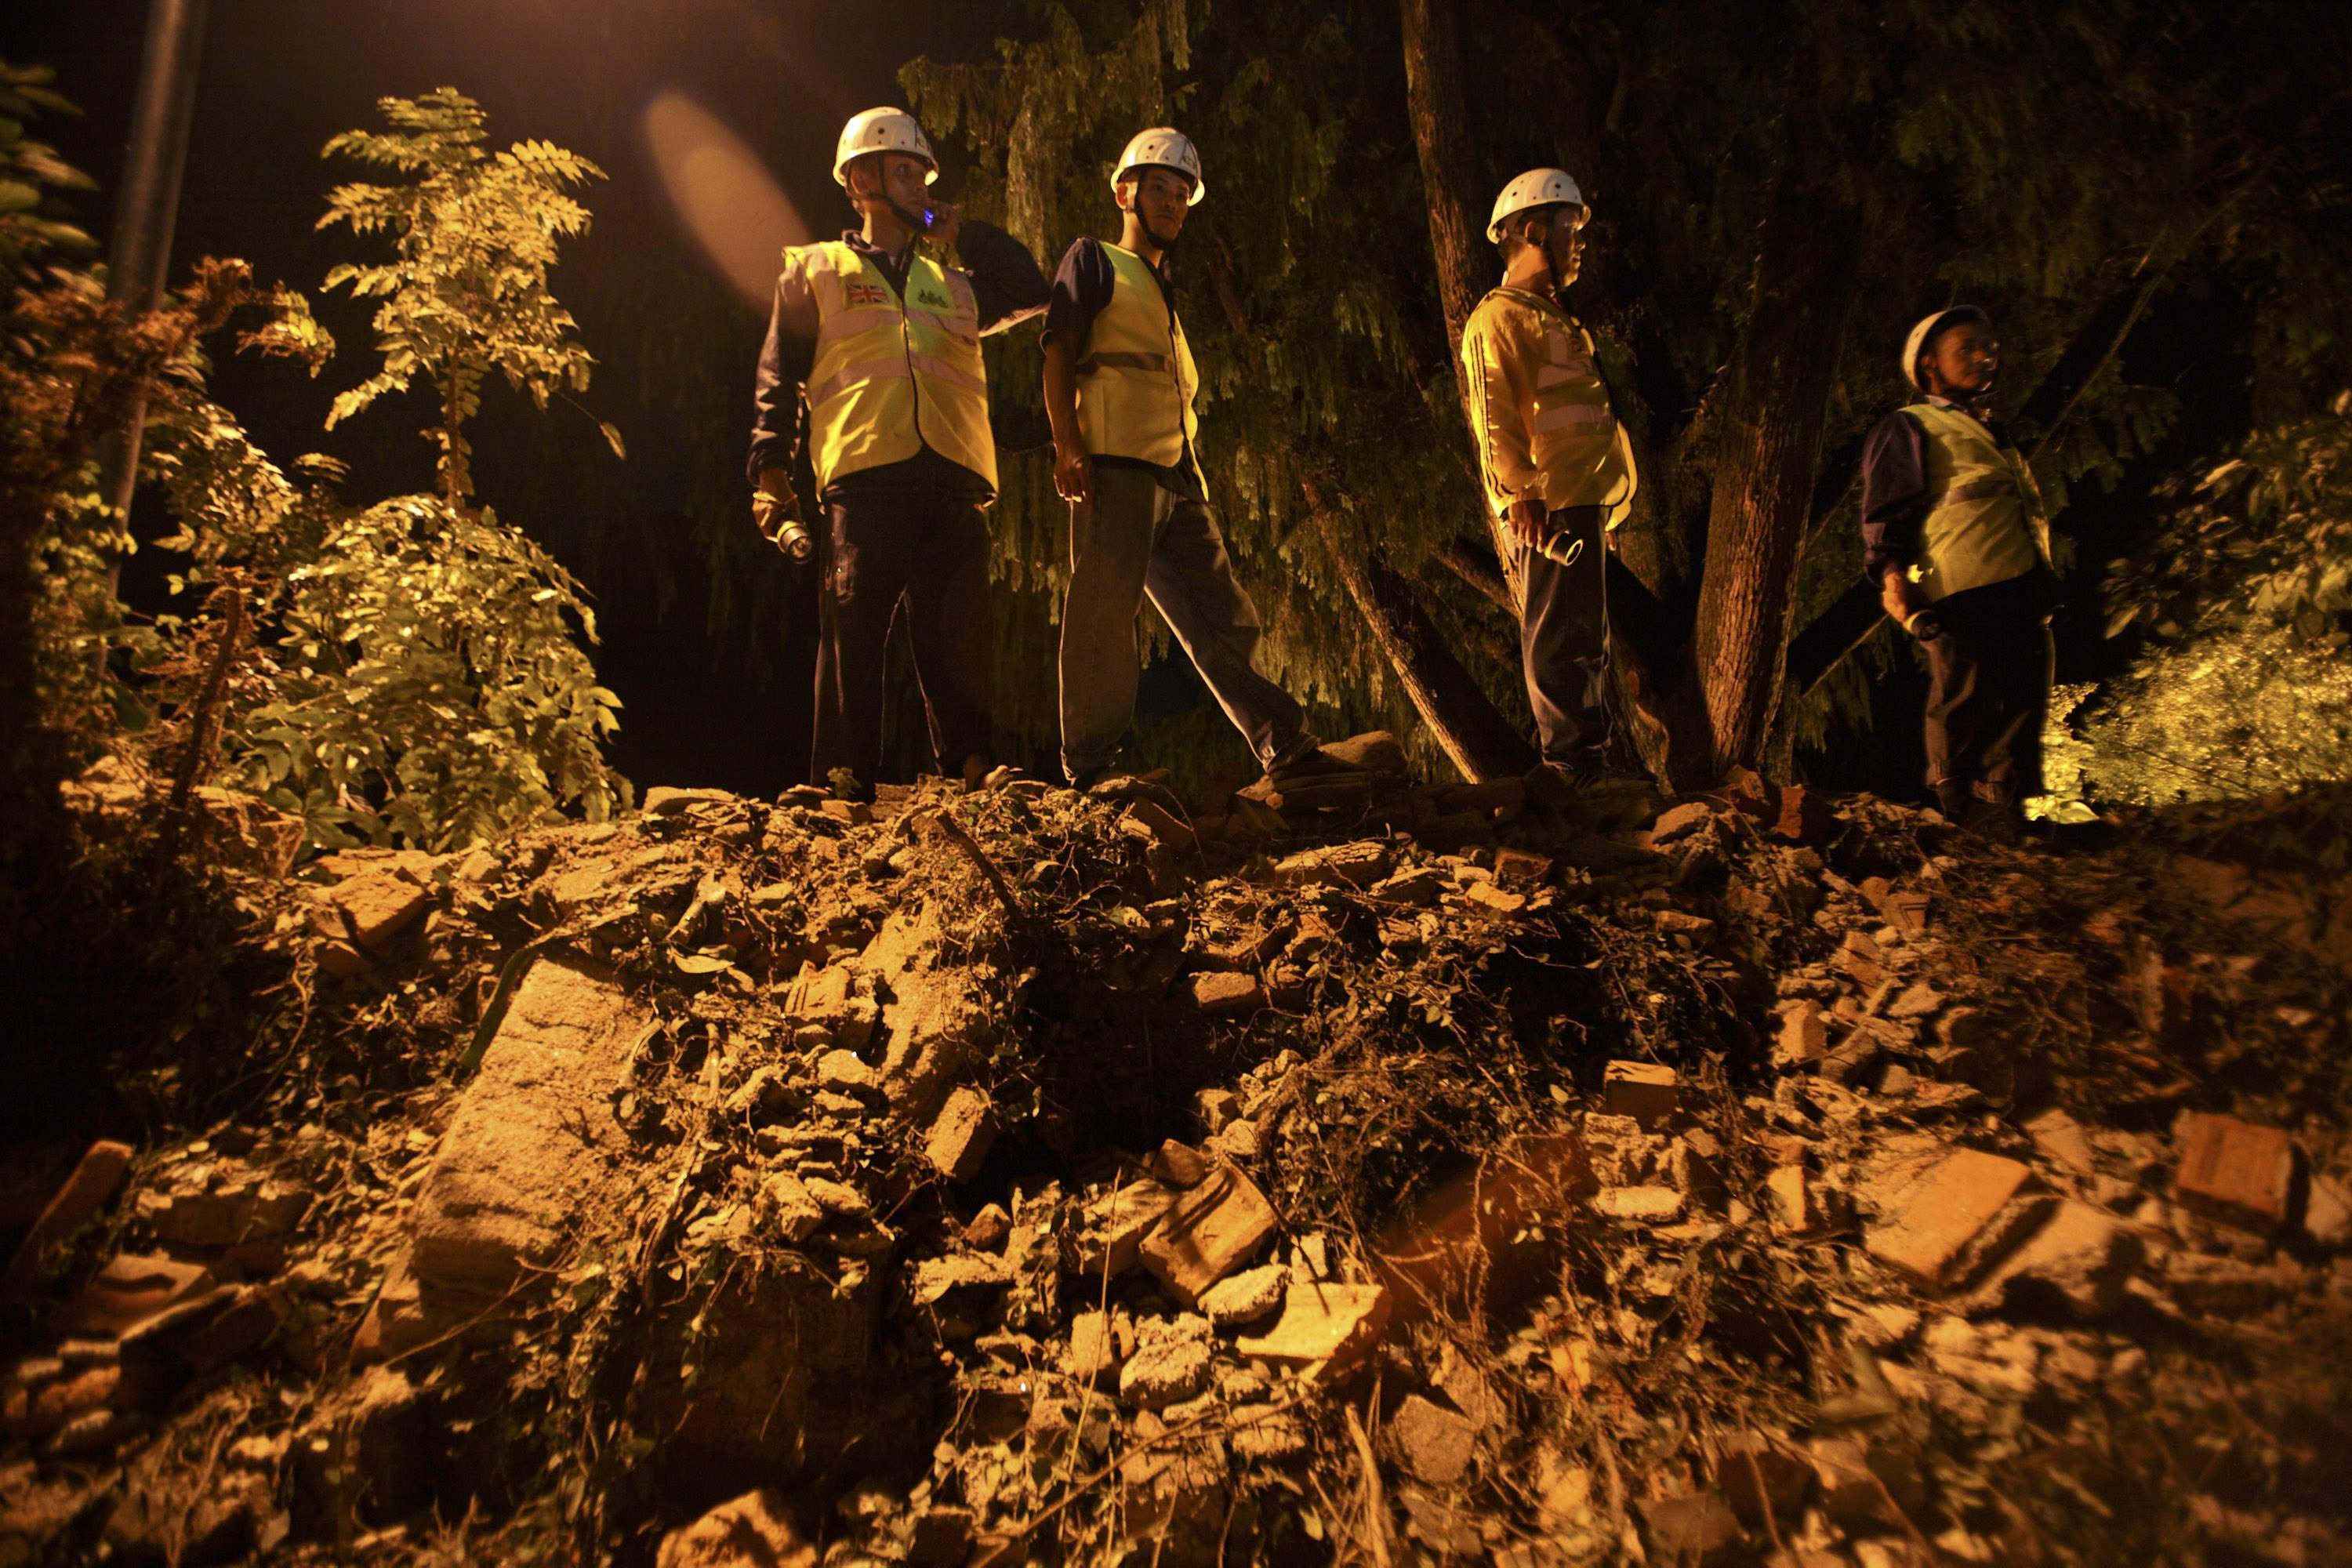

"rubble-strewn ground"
[4, 742, 2350, 1567]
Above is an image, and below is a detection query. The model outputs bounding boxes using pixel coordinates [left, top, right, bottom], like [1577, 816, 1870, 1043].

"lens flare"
[643, 93, 808, 308]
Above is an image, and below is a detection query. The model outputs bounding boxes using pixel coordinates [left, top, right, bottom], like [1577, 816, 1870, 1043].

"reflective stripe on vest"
[1075, 243, 1203, 485]
[1904, 401, 2051, 602]
[801, 241, 996, 492]
[1469, 288, 1635, 522]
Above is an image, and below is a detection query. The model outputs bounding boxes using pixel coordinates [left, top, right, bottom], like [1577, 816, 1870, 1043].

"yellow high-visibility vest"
[1461, 286, 1636, 524]
[800, 240, 996, 492]
[1074, 242, 1205, 488]
[1905, 401, 2051, 601]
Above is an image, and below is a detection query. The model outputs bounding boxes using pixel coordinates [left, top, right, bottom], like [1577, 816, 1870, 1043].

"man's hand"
[1878, 566, 1929, 630]
[1053, 440, 1093, 505]
[1507, 496, 1548, 549]
[922, 199, 961, 252]
[753, 469, 811, 561]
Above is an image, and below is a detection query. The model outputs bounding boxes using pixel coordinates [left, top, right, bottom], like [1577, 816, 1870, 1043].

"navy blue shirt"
[1044, 236, 1206, 505]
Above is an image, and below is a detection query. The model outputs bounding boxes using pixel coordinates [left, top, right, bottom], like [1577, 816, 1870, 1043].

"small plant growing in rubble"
[317, 86, 622, 504]
[126, 89, 632, 851]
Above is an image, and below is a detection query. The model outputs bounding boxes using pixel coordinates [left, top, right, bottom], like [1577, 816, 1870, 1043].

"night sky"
[5, 0, 1014, 793]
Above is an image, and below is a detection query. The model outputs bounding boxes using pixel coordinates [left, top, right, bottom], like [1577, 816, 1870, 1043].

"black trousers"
[810, 489, 995, 792]
[1922, 572, 2053, 817]
[1519, 505, 1611, 765]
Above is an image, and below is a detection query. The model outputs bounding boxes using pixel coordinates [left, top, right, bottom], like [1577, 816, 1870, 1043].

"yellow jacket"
[1461, 285, 1635, 524]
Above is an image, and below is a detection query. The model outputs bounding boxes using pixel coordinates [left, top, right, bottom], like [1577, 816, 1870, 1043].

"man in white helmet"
[1039, 127, 1348, 792]
[1459, 168, 1639, 792]
[1859, 306, 2055, 837]
[747, 107, 1048, 798]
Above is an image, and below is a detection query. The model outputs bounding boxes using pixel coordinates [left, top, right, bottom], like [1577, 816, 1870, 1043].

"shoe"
[1265, 746, 1364, 789]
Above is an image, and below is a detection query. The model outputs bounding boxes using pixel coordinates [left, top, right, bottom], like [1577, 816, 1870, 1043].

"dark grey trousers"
[1519, 505, 1611, 765]
[1922, 572, 2053, 815]
[811, 489, 995, 792]
[1058, 463, 1308, 781]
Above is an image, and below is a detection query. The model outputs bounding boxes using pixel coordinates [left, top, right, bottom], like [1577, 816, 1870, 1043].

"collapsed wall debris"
[5, 747, 2351, 1565]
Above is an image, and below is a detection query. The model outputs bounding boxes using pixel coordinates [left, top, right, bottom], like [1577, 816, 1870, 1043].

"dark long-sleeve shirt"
[747, 220, 1048, 498]
[1042, 236, 1205, 504]
[1858, 397, 2003, 586]
[1859, 397, 2053, 612]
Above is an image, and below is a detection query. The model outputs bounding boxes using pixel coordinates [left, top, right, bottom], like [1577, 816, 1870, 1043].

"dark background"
[5, 0, 1022, 794]
[1, 2, 2261, 804]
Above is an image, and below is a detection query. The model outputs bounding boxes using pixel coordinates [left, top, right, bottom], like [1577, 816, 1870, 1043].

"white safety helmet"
[1487, 167, 1586, 244]
[1900, 305, 1989, 392]
[833, 107, 938, 189]
[1112, 127, 1205, 205]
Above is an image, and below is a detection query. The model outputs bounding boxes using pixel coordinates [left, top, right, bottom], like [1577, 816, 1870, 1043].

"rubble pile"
[3, 748, 2350, 1565]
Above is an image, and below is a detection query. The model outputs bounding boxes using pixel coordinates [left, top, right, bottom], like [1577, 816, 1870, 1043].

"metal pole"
[95, 0, 210, 654]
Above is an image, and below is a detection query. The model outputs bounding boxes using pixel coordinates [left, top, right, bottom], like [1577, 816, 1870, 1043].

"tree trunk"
[1303, 485, 1535, 782]
[1679, 187, 1860, 788]
[1402, 0, 1541, 619]
[1398, 0, 1487, 361]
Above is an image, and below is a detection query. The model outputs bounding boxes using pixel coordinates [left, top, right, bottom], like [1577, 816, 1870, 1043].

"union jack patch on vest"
[844, 281, 889, 307]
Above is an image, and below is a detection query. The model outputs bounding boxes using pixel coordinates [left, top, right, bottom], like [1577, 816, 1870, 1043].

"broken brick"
[1185, 971, 1266, 1015]
[1973, 1199, 2143, 1317]
[1771, 782, 1835, 846]
[1122, 800, 1196, 853]
[1, 1140, 134, 1297]
[62, 1254, 216, 1338]
[1464, 881, 1528, 915]
[1864, 1149, 2035, 1288]
[1775, 1003, 1828, 1069]
[329, 870, 432, 956]
[1075, 1179, 1180, 1279]
[1139, 1164, 1278, 1304]
[2173, 1112, 2296, 1230]
[1234, 1281, 1390, 1374]
[923, 1087, 996, 1183]
[1117, 1315, 1214, 1410]
[1602, 1060, 1678, 1130]
[1272, 841, 1392, 889]
[1592, 1185, 1686, 1224]
[1388, 1393, 1478, 1486]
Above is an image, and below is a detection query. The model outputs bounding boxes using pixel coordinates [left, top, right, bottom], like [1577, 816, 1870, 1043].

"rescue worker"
[1860, 307, 2055, 838]
[1041, 128, 1350, 792]
[1460, 169, 1639, 790]
[747, 107, 1047, 797]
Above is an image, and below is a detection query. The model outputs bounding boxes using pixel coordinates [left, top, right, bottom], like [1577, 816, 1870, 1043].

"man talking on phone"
[747, 107, 1047, 797]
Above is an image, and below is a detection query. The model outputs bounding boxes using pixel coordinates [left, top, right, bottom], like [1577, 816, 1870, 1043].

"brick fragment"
[924, 1088, 996, 1183]
[1139, 1164, 1278, 1303]
[1464, 881, 1528, 915]
[1864, 1149, 2034, 1287]
[1122, 800, 1196, 853]
[2174, 1112, 2296, 1230]
[1775, 1003, 1828, 1069]
[1492, 848, 1554, 887]
[1185, 971, 1265, 1015]
[1233, 1281, 1389, 1373]
[1601, 1060, 1677, 1130]
[1, 1141, 134, 1296]
[1388, 1393, 1477, 1486]
[330, 871, 431, 956]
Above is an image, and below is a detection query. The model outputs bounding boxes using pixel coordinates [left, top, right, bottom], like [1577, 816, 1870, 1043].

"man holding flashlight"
[1460, 168, 1639, 793]
[1860, 307, 2055, 838]
[747, 107, 1047, 797]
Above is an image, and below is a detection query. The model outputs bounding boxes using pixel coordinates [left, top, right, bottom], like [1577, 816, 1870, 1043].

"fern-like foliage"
[317, 88, 621, 503]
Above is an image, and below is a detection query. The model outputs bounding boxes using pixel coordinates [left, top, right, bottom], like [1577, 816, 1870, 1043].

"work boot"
[1265, 745, 1359, 789]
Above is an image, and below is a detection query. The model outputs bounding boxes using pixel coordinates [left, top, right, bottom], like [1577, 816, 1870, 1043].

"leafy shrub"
[2043, 393, 2352, 812]
[132, 88, 632, 851]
